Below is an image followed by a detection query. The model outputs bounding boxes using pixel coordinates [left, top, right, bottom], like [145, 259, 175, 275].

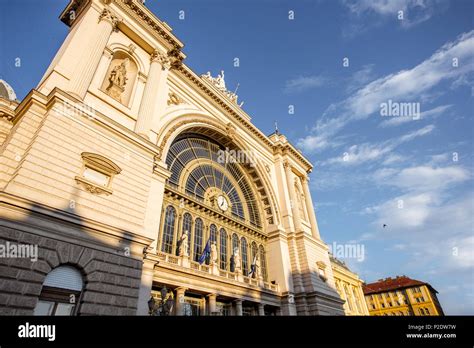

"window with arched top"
[232, 233, 239, 253]
[161, 206, 176, 254]
[219, 228, 227, 270]
[180, 212, 192, 257]
[101, 51, 138, 106]
[259, 245, 268, 281]
[210, 224, 218, 244]
[34, 265, 84, 316]
[241, 237, 248, 276]
[193, 218, 203, 262]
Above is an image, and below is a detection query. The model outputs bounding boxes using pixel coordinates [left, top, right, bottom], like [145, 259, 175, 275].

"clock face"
[217, 195, 229, 211]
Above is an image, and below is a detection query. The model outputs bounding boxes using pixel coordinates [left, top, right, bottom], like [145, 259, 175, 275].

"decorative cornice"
[116, 0, 185, 54]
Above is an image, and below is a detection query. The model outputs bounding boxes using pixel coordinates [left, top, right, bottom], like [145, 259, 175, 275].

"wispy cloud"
[321, 125, 435, 166]
[284, 75, 326, 93]
[297, 30, 474, 153]
[379, 104, 453, 127]
[342, 0, 449, 32]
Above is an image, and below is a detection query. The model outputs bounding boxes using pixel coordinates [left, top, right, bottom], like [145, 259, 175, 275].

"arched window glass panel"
[193, 218, 203, 262]
[180, 213, 192, 256]
[210, 224, 218, 244]
[232, 233, 239, 252]
[34, 265, 84, 316]
[259, 245, 268, 281]
[161, 206, 176, 254]
[241, 237, 248, 276]
[353, 288, 362, 313]
[344, 285, 354, 311]
[251, 242, 258, 262]
[219, 228, 227, 270]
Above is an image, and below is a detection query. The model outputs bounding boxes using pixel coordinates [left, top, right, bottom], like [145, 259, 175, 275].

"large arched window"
[161, 206, 176, 254]
[193, 218, 203, 262]
[34, 265, 84, 316]
[241, 237, 248, 276]
[180, 213, 193, 256]
[219, 228, 227, 270]
[259, 245, 268, 281]
[166, 136, 262, 228]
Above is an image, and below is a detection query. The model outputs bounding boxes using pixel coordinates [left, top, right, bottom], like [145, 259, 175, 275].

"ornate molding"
[167, 92, 182, 106]
[75, 176, 113, 195]
[150, 50, 171, 70]
[98, 8, 119, 30]
[225, 122, 236, 140]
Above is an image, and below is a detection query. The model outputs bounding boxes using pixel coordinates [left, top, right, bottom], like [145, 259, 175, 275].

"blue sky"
[1, 0, 473, 314]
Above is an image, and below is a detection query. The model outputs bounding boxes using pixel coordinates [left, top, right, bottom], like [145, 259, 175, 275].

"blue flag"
[198, 238, 211, 265]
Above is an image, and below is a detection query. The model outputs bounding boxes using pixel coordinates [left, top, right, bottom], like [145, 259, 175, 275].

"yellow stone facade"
[0, 0, 350, 316]
[330, 256, 369, 316]
[363, 277, 444, 316]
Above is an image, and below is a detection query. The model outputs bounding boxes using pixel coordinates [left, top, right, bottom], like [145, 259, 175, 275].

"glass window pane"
[33, 301, 54, 316]
[54, 303, 75, 316]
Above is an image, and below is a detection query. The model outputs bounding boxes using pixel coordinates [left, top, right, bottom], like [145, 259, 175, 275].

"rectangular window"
[83, 166, 110, 186]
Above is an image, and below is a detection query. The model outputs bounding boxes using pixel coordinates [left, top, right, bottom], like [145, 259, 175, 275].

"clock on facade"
[217, 195, 229, 212]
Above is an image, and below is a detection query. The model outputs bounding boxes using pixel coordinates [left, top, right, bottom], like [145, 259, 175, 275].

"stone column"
[174, 287, 187, 316]
[234, 299, 243, 316]
[69, 8, 118, 100]
[135, 50, 170, 139]
[301, 176, 321, 239]
[258, 303, 265, 316]
[135, 254, 159, 315]
[207, 294, 217, 315]
[284, 161, 302, 231]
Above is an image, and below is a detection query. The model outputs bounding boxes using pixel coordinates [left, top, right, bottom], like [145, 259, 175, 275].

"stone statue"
[233, 247, 241, 271]
[109, 58, 129, 88]
[210, 242, 218, 264]
[215, 70, 226, 91]
[178, 231, 189, 256]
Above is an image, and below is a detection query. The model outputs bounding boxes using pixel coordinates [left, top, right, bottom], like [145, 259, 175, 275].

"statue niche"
[102, 51, 137, 106]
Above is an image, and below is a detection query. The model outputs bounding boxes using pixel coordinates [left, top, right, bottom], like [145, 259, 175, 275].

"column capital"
[150, 50, 171, 70]
[207, 293, 217, 299]
[98, 8, 119, 29]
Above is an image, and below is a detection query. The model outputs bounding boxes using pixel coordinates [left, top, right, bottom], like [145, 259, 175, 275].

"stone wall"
[0, 225, 143, 315]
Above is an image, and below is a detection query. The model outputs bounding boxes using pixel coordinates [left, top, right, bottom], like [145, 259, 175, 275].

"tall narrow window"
[33, 265, 84, 316]
[259, 245, 268, 281]
[161, 206, 176, 254]
[241, 237, 248, 276]
[193, 218, 203, 262]
[180, 213, 192, 256]
[219, 228, 227, 270]
[232, 233, 239, 253]
[210, 224, 217, 244]
[230, 233, 239, 272]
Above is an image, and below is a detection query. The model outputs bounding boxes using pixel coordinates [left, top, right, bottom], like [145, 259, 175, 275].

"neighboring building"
[363, 276, 444, 316]
[330, 256, 369, 316]
[0, 0, 345, 316]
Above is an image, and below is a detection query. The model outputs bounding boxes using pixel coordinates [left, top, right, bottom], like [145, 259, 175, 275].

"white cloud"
[284, 75, 326, 93]
[322, 125, 435, 166]
[297, 31, 474, 154]
[379, 104, 453, 127]
[343, 0, 448, 29]
[373, 164, 470, 192]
